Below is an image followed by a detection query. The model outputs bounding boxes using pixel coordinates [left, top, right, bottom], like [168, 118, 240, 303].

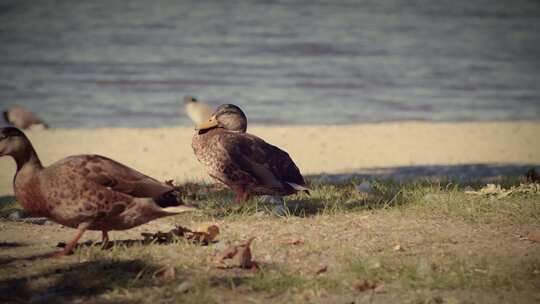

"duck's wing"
[63, 155, 174, 198]
[220, 133, 307, 189]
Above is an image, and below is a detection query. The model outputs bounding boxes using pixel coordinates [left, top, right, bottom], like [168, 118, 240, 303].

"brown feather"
[56, 155, 174, 198]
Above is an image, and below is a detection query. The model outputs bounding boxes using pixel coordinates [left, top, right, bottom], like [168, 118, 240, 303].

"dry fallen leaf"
[393, 244, 404, 252]
[215, 237, 258, 270]
[280, 238, 304, 245]
[315, 265, 328, 275]
[203, 224, 220, 239]
[527, 229, 540, 243]
[142, 224, 220, 245]
[187, 224, 220, 243]
[153, 266, 176, 282]
[373, 282, 385, 293]
[176, 281, 193, 293]
[353, 279, 384, 293]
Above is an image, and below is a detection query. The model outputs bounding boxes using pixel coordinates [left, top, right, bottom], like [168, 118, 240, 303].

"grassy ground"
[0, 178, 539, 304]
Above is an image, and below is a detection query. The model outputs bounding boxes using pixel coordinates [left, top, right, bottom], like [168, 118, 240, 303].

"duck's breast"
[193, 130, 261, 189]
[14, 168, 49, 217]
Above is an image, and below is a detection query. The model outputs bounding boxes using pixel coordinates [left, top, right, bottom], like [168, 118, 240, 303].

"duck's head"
[195, 104, 247, 133]
[183, 95, 198, 104]
[0, 126, 28, 157]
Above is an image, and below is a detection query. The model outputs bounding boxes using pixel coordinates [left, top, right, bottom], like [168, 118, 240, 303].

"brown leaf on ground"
[527, 229, 540, 243]
[176, 281, 193, 293]
[353, 279, 384, 293]
[141, 230, 177, 244]
[315, 265, 327, 275]
[153, 266, 176, 282]
[374, 282, 385, 293]
[141, 224, 220, 245]
[393, 244, 404, 251]
[280, 238, 304, 245]
[214, 237, 258, 270]
[186, 224, 220, 243]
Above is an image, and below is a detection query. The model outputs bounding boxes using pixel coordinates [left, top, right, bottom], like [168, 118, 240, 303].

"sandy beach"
[1, 121, 539, 196]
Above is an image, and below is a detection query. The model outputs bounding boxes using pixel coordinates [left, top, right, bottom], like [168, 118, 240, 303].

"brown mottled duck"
[192, 104, 309, 203]
[0, 127, 194, 257]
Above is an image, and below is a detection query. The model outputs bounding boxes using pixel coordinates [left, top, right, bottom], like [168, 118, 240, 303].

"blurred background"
[1, 0, 539, 128]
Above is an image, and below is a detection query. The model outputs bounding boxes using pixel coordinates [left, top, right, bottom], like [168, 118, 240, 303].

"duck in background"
[192, 104, 309, 203]
[3, 105, 49, 130]
[183, 95, 214, 125]
[0, 126, 195, 257]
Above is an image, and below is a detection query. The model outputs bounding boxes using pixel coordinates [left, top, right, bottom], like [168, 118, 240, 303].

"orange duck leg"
[49, 223, 89, 257]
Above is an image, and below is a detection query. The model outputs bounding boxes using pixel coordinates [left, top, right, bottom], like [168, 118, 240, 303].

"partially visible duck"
[0, 127, 194, 256]
[192, 104, 309, 203]
[183, 95, 214, 125]
[3, 105, 48, 130]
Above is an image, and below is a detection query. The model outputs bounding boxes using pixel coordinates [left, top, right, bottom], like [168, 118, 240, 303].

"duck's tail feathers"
[162, 205, 199, 214]
[155, 189, 199, 214]
[286, 182, 311, 195]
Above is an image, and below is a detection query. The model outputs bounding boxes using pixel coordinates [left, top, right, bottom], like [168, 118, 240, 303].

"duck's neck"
[12, 140, 47, 216]
[13, 141, 43, 173]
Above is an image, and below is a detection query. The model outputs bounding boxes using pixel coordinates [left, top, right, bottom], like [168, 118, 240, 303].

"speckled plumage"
[192, 104, 308, 202]
[0, 127, 190, 256]
[20, 155, 179, 230]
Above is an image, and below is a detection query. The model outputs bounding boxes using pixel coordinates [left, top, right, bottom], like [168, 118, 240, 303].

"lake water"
[1, 0, 539, 128]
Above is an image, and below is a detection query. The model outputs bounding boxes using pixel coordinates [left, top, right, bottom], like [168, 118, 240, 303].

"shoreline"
[22, 118, 540, 130]
[1, 121, 539, 196]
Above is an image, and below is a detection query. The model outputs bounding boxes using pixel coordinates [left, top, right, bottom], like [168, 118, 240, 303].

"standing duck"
[183, 95, 214, 125]
[3, 105, 49, 130]
[192, 104, 309, 203]
[0, 127, 194, 256]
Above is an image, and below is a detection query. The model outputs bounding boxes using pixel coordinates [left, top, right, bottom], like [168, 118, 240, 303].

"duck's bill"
[195, 116, 218, 131]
